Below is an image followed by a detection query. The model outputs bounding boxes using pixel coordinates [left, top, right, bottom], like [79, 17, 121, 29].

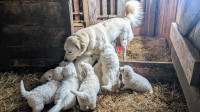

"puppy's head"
[64, 36, 86, 62]
[119, 65, 133, 78]
[59, 61, 68, 67]
[80, 62, 94, 78]
[62, 62, 77, 78]
[40, 69, 54, 83]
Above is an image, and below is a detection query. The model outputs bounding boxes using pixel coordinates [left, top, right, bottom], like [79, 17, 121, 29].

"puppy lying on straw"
[100, 43, 120, 92]
[70, 62, 100, 111]
[119, 65, 153, 93]
[20, 80, 60, 112]
[48, 62, 79, 112]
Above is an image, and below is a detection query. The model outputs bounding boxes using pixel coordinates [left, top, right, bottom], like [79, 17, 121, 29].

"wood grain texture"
[117, 0, 126, 17]
[120, 61, 177, 83]
[82, 0, 89, 27]
[171, 46, 200, 112]
[170, 23, 200, 86]
[110, 0, 116, 15]
[73, 0, 80, 20]
[178, 0, 200, 36]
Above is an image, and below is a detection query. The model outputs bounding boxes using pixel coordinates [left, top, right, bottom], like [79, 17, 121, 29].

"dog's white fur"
[94, 60, 102, 85]
[75, 54, 99, 81]
[48, 62, 79, 112]
[119, 65, 153, 93]
[64, 0, 143, 62]
[100, 43, 120, 92]
[70, 62, 100, 111]
[20, 80, 60, 112]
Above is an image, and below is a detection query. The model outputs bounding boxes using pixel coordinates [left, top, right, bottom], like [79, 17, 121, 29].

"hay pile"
[118, 36, 172, 62]
[0, 72, 188, 112]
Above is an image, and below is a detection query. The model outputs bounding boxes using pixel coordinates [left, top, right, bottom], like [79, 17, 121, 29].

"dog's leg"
[120, 33, 128, 61]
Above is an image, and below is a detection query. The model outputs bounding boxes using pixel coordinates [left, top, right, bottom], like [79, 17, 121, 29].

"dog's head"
[40, 69, 54, 83]
[64, 36, 87, 62]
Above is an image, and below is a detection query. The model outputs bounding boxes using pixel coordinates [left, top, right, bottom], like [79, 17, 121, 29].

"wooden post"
[68, 0, 74, 34]
[102, 0, 107, 20]
[117, 0, 126, 17]
[110, 0, 115, 15]
[96, 0, 100, 16]
[82, 0, 89, 27]
[87, 0, 97, 25]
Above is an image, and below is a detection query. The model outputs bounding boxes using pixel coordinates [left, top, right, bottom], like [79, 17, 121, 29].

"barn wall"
[0, 0, 72, 68]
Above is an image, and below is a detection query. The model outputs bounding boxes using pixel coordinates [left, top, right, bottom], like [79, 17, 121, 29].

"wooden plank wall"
[0, 0, 72, 67]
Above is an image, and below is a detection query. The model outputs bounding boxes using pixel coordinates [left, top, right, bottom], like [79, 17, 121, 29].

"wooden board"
[87, 0, 97, 25]
[82, 0, 89, 27]
[120, 61, 177, 83]
[178, 0, 200, 36]
[170, 23, 200, 86]
[96, 0, 100, 16]
[171, 46, 200, 112]
[189, 20, 200, 53]
[117, 0, 126, 17]
[73, 0, 80, 20]
[110, 0, 116, 15]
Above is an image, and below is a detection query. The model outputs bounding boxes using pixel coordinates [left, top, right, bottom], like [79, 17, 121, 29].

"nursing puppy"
[100, 43, 120, 92]
[20, 80, 60, 112]
[64, 0, 143, 62]
[70, 62, 100, 111]
[75, 54, 99, 81]
[40, 61, 68, 83]
[48, 62, 79, 112]
[119, 65, 153, 94]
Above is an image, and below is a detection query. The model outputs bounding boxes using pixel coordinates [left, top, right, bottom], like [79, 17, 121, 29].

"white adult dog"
[64, 0, 143, 62]
[48, 62, 79, 112]
[119, 65, 153, 93]
[70, 62, 100, 111]
[100, 43, 120, 92]
[20, 80, 60, 112]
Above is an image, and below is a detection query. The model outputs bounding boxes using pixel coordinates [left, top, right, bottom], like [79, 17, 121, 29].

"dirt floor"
[0, 72, 188, 112]
[118, 36, 172, 62]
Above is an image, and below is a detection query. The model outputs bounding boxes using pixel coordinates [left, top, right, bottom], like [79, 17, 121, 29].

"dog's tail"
[125, 0, 144, 27]
[20, 80, 29, 98]
[48, 99, 63, 112]
[70, 90, 88, 100]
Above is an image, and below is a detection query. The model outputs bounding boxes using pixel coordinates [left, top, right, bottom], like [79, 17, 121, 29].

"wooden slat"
[73, 22, 84, 27]
[110, 0, 115, 15]
[98, 15, 117, 18]
[96, 0, 100, 16]
[189, 20, 200, 53]
[117, 0, 126, 17]
[73, 0, 80, 20]
[170, 23, 200, 86]
[82, 0, 89, 27]
[73, 12, 83, 15]
[120, 61, 177, 83]
[68, 0, 74, 34]
[88, 0, 97, 25]
[178, 0, 200, 36]
[147, 0, 156, 36]
[102, 0, 107, 20]
[171, 46, 200, 112]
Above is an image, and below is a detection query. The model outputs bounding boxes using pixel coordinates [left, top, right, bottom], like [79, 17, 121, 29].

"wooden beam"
[68, 0, 74, 34]
[171, 46, 200, 112]
[170, 23, 200, 86]
[178, 0, 200, 36]
[120, 61, 177, 83]
[73, 0, 80, 20]
[117, 0, 126, 17]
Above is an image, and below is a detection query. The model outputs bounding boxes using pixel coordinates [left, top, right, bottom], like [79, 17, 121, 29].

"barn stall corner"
[0, 0, 200, 112]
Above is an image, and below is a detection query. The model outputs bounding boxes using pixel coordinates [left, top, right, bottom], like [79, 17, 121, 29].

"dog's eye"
[49, 76, 51, 78]
[68, 51, 72, 54]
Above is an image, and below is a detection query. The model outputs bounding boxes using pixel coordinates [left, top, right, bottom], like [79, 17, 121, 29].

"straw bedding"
[118, 36, 171, 62]
[0, 72, 188, 112]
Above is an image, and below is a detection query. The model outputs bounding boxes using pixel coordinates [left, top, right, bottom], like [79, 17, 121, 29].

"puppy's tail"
[125, 0, 144, 27]
[20, 80, 29, 98]
[70, 90, 88, 100]
[149, 87, 154, 94]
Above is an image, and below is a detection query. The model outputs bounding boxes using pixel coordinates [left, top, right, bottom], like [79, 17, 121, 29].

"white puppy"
[48, 62, 79, 112]
[100, 43, 120, 92]
[94, 60, 102, 85]
[70, 62, 100, 111]
[20, 80, 60, 112]
[75, 54, 99, 81]
[119, 65, 153, 93]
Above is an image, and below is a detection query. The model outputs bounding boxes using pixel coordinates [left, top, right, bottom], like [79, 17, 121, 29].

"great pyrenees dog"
[64, 0, 143, 62]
